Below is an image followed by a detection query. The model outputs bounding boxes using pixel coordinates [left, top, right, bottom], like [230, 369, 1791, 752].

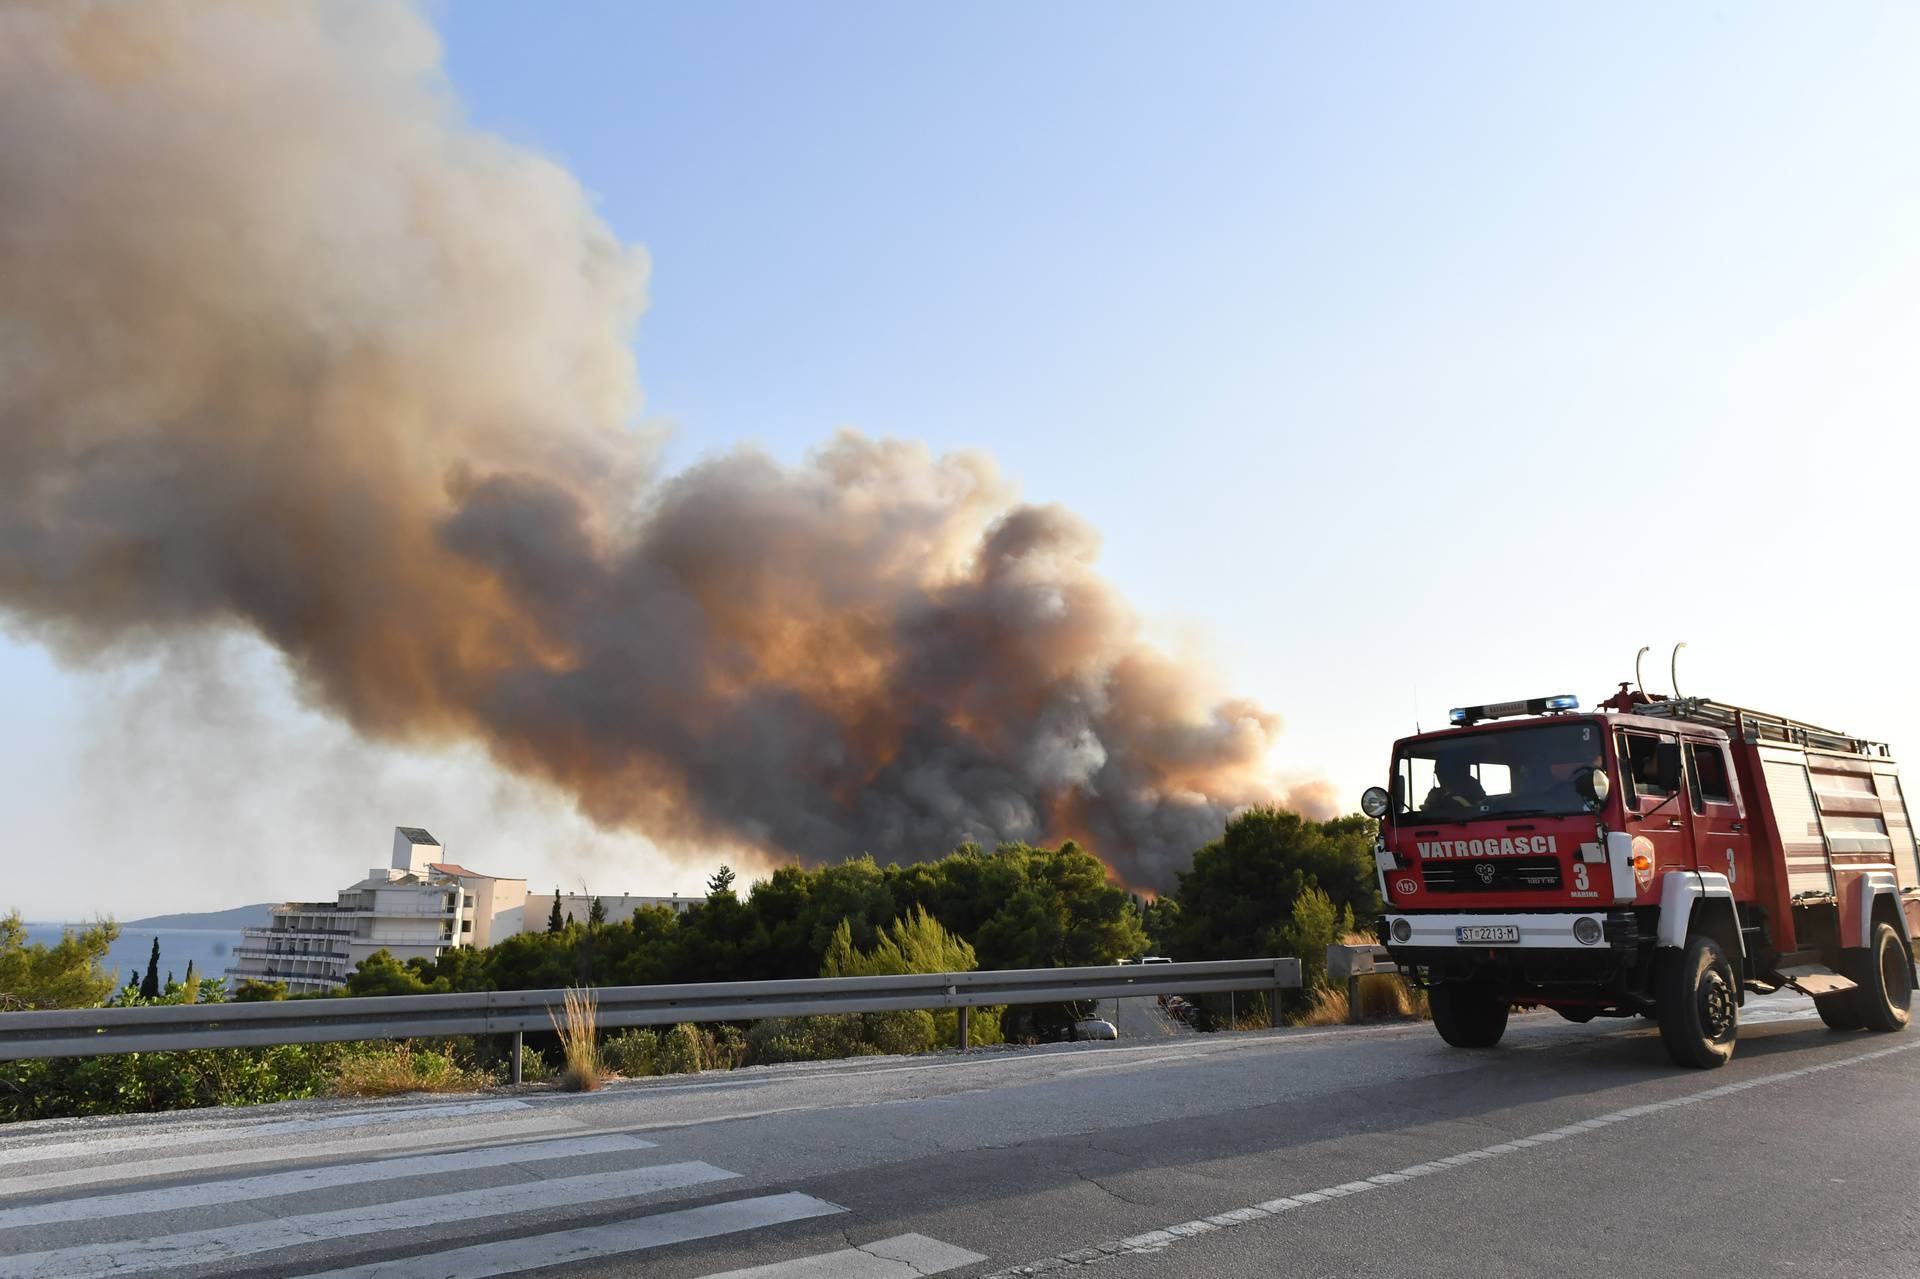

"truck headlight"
[1391, 918, 1412, 943]
[1573, 916, 1603, 946]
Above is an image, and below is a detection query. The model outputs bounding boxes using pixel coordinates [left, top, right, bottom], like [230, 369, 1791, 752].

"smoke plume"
[0, 2, 1320, 889]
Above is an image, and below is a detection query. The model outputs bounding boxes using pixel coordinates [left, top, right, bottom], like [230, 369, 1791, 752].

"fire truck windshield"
[1392, 721, 1604, 822]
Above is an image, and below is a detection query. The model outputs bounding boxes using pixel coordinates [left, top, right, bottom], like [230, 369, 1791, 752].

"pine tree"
[547, 890, 564, 934]
[588, 896, 607, 927]
[139, 938, 161, 999]
[706, 864, 736, 899]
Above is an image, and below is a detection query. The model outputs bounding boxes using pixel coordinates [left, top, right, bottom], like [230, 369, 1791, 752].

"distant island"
[122, 903, 276, 930]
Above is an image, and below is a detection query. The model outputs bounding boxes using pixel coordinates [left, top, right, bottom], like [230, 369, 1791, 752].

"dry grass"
[330, 1043, 497, 1098]
[1299, 974, 1431, 1027]
[550, 985, 604, 1092]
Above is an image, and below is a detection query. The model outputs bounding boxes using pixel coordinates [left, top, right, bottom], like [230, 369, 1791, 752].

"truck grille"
[1421, 857, 1562, 893]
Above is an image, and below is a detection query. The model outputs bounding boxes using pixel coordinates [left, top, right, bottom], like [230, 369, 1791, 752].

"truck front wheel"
[1846, 921, 1913, 1034]
[1656, 934, 1738, 1069]
[1430, 981, 1508, 1048]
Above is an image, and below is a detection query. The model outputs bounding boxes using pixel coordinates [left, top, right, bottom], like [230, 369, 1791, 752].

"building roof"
[396, 826, 439, 845]
[428, 862, 488, 880]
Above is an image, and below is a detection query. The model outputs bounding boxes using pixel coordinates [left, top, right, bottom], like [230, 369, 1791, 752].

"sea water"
[22, 923, 245, 991]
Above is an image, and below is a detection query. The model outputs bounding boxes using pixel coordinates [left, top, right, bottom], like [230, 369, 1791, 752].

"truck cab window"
[1685, 742, 1734, 810]
[1620, 733, 1672, 802]
[1392, 723, 1602, 820]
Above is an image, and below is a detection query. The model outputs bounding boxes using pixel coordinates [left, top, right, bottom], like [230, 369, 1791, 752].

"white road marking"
[983, 1038, 1920, 1276]
[1055, 1053, 1190, 1078]
[0, 1134, 656, 1230]
[695, 1232, 986, 1278]
[0, 1098, 531, 1162]
[0, 1115, 582, 1198]
[3, 1161, 740, 1278]
[292, 1192, 848, 1279]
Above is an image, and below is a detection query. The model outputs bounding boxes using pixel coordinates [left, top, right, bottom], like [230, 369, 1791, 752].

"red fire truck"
[1363, 686, 1919, 1067]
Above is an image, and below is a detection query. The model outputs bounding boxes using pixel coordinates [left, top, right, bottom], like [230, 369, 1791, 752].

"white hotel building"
[227, 828, 528, 995]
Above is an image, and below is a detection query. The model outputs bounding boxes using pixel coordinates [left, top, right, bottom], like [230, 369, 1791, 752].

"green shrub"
[517, 1046, 555, 1084]
[746, 1014, 884, 1065]
[655, 1023, 706, 1074]
[600, 1023, 744, 1078]
[331, 1043, 498, 1098]
[706, 1023, 748, 1069]
[601, 1028, 661, 1077]
[0, 1044, 344, 1122]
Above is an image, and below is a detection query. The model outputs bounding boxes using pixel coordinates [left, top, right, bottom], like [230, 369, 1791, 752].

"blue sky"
[6, 2, 1918, 917]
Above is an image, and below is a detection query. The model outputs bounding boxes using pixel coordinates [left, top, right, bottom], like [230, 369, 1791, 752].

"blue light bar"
[1448, 694, 1582, 726]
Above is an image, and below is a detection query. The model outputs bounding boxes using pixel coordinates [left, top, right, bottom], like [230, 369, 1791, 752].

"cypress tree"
[139, 938, 161, 999]
[547, 890, 564, 934]
[588, 896, 607, 926]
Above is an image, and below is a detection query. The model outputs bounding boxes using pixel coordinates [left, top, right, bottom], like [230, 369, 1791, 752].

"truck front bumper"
[1382, 910, 1647, 994]
[1384, 911, 1620, 951]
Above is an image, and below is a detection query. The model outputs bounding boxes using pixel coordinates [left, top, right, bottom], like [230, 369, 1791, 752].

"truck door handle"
[1731, 823, 1745, 832]
[1667, 819, 1683, 829]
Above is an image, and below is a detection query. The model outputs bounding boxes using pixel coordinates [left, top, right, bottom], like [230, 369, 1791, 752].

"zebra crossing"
[0, 1097, 987, 1279]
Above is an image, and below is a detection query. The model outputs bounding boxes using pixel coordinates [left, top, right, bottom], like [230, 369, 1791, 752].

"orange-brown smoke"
[0, 1, 1308, 890]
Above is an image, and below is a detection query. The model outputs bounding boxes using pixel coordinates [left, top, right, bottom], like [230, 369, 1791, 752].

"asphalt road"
[1, 990, 1915, 1279]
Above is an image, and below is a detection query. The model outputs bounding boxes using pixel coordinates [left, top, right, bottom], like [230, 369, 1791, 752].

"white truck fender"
[1851, 871, 1901, 948]
[1656, 870, 1741, 956]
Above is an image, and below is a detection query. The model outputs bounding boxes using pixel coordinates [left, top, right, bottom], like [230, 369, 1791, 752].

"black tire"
[1553, 1006, 1597, 1024]
[1656, 934, 1738, 1069]
[1815, 992, 1864, 1031]
[1430, 981, 1509, 1048]
[1846, 921, 1914, 1034]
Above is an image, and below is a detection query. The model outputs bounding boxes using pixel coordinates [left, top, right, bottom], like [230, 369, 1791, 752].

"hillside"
[122, 903, 275, 930]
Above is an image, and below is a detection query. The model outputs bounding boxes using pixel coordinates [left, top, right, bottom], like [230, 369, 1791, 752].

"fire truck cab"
[1365, 688, 1920, 1067]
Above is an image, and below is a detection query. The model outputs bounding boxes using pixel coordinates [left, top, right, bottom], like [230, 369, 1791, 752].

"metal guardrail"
[0, 959, 1302, 1073]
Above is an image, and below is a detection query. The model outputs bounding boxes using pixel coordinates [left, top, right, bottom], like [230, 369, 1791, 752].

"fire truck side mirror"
[1572, 766, 1611, 810]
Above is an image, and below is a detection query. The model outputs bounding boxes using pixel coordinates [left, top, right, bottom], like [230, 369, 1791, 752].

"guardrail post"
[511, 1030, 523, 1085]
[958, 1006, 970, 1050]
[1347, 974, 1361, 1025]
[1228, 990, 1236, 1031]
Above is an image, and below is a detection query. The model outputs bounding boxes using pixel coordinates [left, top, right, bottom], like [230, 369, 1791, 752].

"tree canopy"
[1167, 808, 1378, 968]
[378, 840, 1147, 998]
[0, 912, 120, 1011]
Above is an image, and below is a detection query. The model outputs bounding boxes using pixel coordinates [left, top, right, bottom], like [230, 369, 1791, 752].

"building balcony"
[231, 948, 349, 962]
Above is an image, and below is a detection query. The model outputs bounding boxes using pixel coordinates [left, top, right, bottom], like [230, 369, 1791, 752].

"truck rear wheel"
[1846, 921, 1913, 1034]
[1657, 934, 1738, 1069]
[1430, 980, 1508, 1048]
